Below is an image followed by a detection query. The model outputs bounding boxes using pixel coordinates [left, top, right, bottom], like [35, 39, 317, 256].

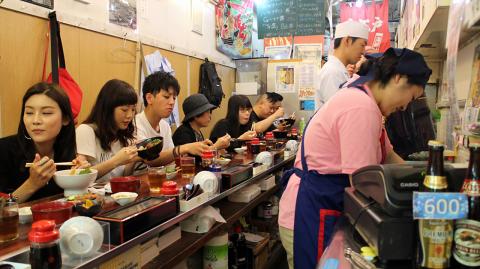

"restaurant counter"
[0, 151, 295, 269]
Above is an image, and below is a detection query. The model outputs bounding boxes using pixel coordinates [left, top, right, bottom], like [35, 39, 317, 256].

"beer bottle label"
[419, 219, 454, 268]
[453, 219, 480, 267]
[461, 179, 480, 196]
[423, 176, 448, 190]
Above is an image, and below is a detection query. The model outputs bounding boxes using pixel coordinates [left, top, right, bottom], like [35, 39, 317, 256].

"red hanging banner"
[339, 0, 390, 53]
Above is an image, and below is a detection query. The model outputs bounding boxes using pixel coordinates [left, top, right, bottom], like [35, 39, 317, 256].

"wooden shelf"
[143, 185, 280, 268]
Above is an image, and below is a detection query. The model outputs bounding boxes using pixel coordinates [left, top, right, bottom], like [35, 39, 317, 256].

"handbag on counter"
[42, 11, 83, 123]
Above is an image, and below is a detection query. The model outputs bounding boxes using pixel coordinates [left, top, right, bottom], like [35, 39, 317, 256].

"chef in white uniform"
[314, 20, 370, 110]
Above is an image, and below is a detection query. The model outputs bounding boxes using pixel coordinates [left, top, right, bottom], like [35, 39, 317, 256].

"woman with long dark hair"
[76, 79, 139, 182]
[209, 95, 256, 149]
[0, 82, 85, 202]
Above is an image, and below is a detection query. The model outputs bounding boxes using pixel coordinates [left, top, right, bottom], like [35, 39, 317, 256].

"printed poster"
[215, 0, 254, 58]
[275, 65, 296, 93]
[297, 63, 316, 100]
[109, 0, 137, 30]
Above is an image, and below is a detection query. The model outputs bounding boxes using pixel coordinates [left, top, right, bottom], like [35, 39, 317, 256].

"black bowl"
[136, 136, 163, 161]
[273, 130, 288, 139]
[279, 118, 296, 127]
[74, 203, 102, 217]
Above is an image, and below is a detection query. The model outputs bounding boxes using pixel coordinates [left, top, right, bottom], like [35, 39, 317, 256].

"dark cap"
[182, 94, 216, 123]
[350, 48, 432, 88]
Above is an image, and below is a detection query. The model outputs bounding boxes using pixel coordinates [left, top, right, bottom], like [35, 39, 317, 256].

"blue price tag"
[413, 192, 469, 220]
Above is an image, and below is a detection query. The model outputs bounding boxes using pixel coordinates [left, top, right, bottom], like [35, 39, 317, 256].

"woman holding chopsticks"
[0, 83, 87, 202]
[210, 95, 257, 151]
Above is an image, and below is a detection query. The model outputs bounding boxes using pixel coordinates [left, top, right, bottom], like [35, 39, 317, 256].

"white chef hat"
[334, 20, 369, 40]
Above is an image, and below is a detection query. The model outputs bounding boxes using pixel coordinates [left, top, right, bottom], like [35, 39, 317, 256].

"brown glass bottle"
[452, 143, 480, 268]
[417, 140, 454, 269]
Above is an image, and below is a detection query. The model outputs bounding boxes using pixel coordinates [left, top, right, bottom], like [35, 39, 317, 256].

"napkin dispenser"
[221, 164, 253, 192]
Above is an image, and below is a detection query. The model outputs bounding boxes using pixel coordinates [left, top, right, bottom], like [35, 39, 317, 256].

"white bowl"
[234, 148, 246, 154]
[59, 216, 103, 258]
[111, 192, 138, 206]
[19, 207, 32, 224]
[54, 169, 98, 197]
[216, 158, 231, 166]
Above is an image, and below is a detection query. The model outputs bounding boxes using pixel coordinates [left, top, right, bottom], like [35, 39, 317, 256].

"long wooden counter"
[0, 151, 295, 268]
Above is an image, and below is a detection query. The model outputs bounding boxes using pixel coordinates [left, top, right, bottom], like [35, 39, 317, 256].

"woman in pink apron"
[279, 48, 432, 269]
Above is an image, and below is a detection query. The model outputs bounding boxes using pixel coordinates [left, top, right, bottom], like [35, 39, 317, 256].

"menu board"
[296, 0, 325, 37]
[257, 0, 325, 39]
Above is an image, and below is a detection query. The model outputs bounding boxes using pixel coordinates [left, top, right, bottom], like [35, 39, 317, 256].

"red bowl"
[31, 201, 73, 225]
[110, 176, 140, 193]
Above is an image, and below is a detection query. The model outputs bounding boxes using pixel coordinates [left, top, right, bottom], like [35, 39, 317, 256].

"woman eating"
[278, 48, 432, 268]
[76, 79, 139, 182]
[0, 83, 85, 202]
[209, 95, 257, 151]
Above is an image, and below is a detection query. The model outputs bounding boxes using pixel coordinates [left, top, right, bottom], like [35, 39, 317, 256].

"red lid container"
[28, 220, 59, 243]
[201, 151, 215, 159]
[110, 176, 140, 193]
[162, 181, 177, 189]
[252, 138, 260, 145]
[31, 201, 73, 225]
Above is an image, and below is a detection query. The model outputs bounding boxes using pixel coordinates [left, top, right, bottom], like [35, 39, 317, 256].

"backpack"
[199, 58, 224, 107]
[385, 97, 435, 159]
[43, 11, 83, 123]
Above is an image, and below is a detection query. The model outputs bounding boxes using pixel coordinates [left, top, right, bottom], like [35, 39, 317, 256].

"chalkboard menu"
[257, 0, 325, 39]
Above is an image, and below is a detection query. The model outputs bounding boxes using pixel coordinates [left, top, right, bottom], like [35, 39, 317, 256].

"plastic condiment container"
[29, 220, 62, 269]
[161, 181, 179, 196]
[251, 138, 260, 154]
[208, 164, 222, 181]
[291, 128, 298, 141]
[201, 151, 215, 168]
[265, 132, 275, 149]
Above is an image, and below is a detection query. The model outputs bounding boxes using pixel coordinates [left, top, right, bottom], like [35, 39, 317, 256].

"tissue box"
[252, 163, 268, 176]
[284, 150, 294, 159]
[259, 175, 275, 191]
[228, 184, 261, 203]
[180, 192, 209, 212]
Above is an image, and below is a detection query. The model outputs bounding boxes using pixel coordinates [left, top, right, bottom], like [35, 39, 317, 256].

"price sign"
[413, 192, 469, 220]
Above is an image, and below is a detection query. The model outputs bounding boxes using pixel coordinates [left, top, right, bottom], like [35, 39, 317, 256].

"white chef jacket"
[314, 55, 350, 111]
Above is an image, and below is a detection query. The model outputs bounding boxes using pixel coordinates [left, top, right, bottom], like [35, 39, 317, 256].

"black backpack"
[199, 58, 224, 107]
[385, 97, 435, 159]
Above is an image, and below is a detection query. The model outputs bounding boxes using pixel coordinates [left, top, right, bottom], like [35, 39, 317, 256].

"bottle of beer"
[417, 140, 454, 269]
[453, 143, 480, 268]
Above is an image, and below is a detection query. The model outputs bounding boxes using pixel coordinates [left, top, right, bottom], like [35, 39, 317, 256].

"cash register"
[343, 163, 466, 263]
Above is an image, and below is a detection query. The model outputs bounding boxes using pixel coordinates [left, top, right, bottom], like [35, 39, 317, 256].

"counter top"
[0, 151, 295, 268]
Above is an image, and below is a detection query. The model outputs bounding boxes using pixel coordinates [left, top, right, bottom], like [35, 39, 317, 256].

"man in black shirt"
[250, 92, 285, 133]
[173, 94, 230, 151]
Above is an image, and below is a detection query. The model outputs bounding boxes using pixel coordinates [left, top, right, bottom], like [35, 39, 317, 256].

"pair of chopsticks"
[25, 162, 74, 168]
[251, 122, 256, 132]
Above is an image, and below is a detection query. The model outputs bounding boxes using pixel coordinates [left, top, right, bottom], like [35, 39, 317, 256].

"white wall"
[1, 0, 234, 67]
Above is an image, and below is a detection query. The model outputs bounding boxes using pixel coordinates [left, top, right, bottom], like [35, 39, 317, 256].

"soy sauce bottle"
[29, 220, 62, 269]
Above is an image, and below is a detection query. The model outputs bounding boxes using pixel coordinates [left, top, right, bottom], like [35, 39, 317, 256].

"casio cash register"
[343, 163, 466, 263]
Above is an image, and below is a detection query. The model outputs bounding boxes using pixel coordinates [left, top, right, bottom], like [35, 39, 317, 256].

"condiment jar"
[201, 151, 215, 168]
[290, 128, 298, 141]
[161, 181, 179, 196]
[208, 164, 222, 181]
[29, 220, 62, 269]
[265, 132, 275, 150]
[251, 138, 260, 154]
